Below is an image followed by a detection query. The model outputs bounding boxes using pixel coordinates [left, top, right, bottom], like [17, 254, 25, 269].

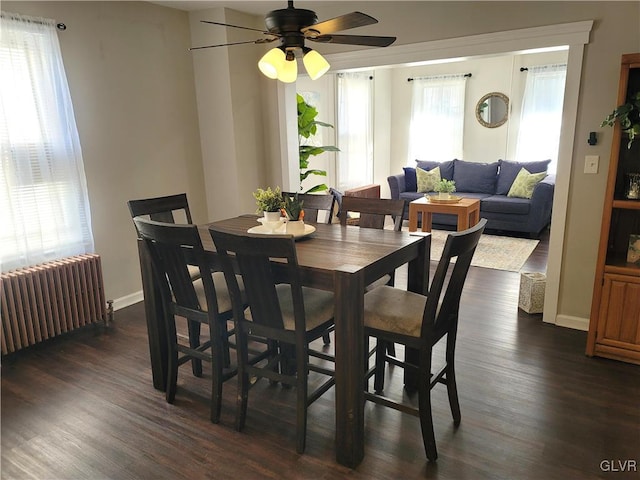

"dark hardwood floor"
[3, 230, 639, 479]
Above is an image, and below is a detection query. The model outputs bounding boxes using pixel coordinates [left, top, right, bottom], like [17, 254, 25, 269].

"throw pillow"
[416, 166, 441, 193]
[496, 159, 551, 195]
[403, 167, 417, 191]
[415, 160, 455, 180]
[452, 159, 499, 193]
[507, 168, 547, 199]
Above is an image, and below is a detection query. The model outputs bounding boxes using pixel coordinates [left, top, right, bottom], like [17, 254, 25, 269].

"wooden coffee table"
[408, 196, 480, 232]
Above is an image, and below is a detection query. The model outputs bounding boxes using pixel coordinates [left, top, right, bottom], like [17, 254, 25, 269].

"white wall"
[189, 7, 268, 220]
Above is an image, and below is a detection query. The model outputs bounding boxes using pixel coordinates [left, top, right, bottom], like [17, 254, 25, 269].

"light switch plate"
[584, 155, 599, 174]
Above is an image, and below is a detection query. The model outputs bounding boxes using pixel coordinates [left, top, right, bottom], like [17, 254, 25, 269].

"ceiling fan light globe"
[277, 57, 298, 83]
[303, 49, 330, 80]
[258, 47, 285, 79]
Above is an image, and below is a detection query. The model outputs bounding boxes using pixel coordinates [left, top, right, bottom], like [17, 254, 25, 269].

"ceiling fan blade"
[310, 34, 396, 47]
[200, 20, 272, 35]
[302, 12, 377, 36]
[189, 38, 276, 51]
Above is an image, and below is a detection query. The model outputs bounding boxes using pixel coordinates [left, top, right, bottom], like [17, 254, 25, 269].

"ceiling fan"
[189, 1, 396, 82]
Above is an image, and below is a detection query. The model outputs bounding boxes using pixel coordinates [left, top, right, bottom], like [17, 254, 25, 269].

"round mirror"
[476, 92, 509, 128]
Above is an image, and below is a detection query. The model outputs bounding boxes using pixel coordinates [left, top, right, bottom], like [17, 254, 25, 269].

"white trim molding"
[112, 291, 144, 311]
[555, 315, 589, 331]
[325, 21, 593, 71]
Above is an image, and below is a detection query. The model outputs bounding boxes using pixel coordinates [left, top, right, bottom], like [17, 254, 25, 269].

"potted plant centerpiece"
[282, 193, 305, 235]
[253, 186, 285, 229]
[434, 179, 456, 199]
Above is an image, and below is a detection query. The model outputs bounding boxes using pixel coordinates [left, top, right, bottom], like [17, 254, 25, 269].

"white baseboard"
[553, 314, 589, 331]
[111, 291, 143, 311]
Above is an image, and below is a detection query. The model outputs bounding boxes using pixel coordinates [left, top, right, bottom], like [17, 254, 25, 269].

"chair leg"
[187, 319, 203, 377]
[446, 364, 461, 426]
[166, 345, 179, 404]
[445, 336, 461, 426]
[210, 337, 224, 424]
[374, 339, 386, 393]
[418, 381, 438, 461]
[280, 343, 296, 379]
[296, 344, 308, 454]
[322, 331, 331, 345]
[418, 351, 437, 461]
[236, 329, 250, 432]
[221, 321, 232, 368]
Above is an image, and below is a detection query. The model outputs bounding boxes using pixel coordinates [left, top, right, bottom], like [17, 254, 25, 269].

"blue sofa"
[388, 159, 555, 236]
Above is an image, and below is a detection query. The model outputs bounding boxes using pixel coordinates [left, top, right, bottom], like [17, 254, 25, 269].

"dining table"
[136, 214, 431, 468]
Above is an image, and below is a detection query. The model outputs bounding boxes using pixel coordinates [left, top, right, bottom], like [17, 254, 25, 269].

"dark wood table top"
[202, 215, 429, 292]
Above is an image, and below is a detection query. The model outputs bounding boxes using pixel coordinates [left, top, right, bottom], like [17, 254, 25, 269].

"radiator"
[1, 254, 108, 355]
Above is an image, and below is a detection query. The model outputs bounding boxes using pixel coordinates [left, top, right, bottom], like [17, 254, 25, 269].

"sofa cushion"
[453, 159, 499, 194]
[403, 167, 418, 192]
[508, 168, 547, 199]
[416, 160, 454, 180]
[497, 159, 551, 195]
[481, 195, 531, 215]
[417, 166, 441, 193]
[399, 191, 424, 203]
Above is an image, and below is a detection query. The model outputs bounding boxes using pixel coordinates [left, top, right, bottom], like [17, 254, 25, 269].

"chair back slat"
[209, 228, 306, 336]
[340, 196, 406, 231]
[128, 193, 193, 234]
[422, 219, 487, 340]
[282, 192, 336, 224]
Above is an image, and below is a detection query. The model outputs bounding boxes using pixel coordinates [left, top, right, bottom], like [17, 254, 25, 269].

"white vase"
[438, 192, 451, 200]
[262, 211, 282, 232]
[286, 220, 305, 235]
[263, 211, 281, 222]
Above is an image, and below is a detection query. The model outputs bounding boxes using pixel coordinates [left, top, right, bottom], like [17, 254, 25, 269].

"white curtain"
[408, 74, 467, 165]
[336, 72, 374, 191]
[0, 12, 94, 272]
[515, 64, 567, 174]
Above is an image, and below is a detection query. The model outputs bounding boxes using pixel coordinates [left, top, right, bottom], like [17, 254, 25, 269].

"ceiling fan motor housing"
[265, 7, 318, 49]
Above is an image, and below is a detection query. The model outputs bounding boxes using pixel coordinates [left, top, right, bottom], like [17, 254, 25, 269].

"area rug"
[428, 229, 539, 272]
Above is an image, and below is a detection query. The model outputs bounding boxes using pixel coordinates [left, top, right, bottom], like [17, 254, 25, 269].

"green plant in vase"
[253, 186, 284, 214]
[283, 193, 305, 221]
[434, 179, 456, 198]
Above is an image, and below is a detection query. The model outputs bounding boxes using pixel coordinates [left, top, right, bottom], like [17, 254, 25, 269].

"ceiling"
[149, 1, 337, 14]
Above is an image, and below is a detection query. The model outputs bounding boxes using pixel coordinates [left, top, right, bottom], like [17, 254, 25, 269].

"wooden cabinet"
[587, 53, 640, 365]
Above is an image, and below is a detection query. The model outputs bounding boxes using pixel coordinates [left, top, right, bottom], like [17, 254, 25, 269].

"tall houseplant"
[297, 93, 339, 193]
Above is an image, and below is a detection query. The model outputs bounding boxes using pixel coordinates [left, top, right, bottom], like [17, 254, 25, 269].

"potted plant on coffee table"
[434, 179, 456, 199]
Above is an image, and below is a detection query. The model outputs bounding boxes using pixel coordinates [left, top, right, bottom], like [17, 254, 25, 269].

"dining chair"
[133, 217, 240, 423]
[337, 196, 408, 353]
[128, 193, 216, 375]
[339, 196, 406, 231]
[363, 218, 487, 461]
[209, 226, 336, 454]
[281, 192, 336, 224]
